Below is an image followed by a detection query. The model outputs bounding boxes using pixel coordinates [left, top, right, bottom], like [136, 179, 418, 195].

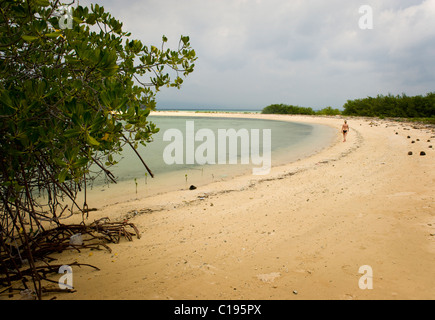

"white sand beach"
[47, 111, 435, 300]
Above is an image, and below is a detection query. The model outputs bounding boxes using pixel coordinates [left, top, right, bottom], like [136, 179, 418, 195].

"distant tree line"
[261, 92, 435, 119]
[342, 93, 435, 118]
[261, 104, 341, 116]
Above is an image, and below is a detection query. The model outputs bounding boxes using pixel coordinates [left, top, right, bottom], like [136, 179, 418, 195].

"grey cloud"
[77, 0, 435, 110]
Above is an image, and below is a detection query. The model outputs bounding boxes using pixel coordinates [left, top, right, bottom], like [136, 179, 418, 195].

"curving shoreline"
[78, 111, 341, 210]
[47, 112, 435, 300]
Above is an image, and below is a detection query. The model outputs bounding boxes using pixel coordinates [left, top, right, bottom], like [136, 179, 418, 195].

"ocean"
[81, 114, 336, 207]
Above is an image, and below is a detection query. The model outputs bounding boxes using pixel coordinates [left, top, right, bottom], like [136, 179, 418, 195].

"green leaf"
[181, 35, 190, 45]
[86, 133, 100, 146]
[63, 127, 81, 139]
[54, 158, 67, 167]
[45, 32, 61, 38]
[58, 169, 68, 183]
[34, 0, 50, 7]
[73, 17, 84, 25]
[0, 90, 14, 108]
[86, 14, 97, 25]
[101, 65, 119, 77]
[73, 157, 89, 168]
[22, 35, 39, 42]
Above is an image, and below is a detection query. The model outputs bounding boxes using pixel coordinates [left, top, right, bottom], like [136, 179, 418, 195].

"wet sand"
[47, 112, 435, 300]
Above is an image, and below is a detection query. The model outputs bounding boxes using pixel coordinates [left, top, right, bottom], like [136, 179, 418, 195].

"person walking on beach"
[341, 120, 349, 142]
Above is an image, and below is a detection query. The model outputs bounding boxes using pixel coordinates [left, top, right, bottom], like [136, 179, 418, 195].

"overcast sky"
[78, 0, 435, 110]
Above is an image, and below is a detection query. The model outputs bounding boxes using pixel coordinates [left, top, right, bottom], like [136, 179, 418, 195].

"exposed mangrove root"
[0, 217, 140, 299]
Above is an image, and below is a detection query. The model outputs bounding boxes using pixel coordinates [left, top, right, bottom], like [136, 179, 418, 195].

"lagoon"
[83, 114, 336, 206]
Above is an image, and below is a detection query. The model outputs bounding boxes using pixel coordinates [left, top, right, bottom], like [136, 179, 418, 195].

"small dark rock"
[429, 145, 433, 149]
[408, 151, 413, 155]
[407, 136, 411, 138]
[411, 141, 415, 143]
[420, 151, 426, 156]
[189, 185, 197, 190]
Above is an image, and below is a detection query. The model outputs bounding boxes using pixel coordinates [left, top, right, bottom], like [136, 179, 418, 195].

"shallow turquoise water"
[87, 115, 336, 197]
